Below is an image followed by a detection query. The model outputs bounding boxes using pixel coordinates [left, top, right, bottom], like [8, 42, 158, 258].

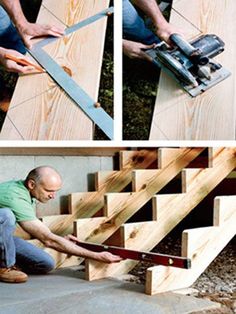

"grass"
[123, 57, 160, 140]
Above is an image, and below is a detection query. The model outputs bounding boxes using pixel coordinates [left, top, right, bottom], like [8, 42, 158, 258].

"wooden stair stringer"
[69, 148, 201, 219]
[146, 195, 236, 295]
[133, 148, 205, 191]
[74, 148, 204, 246]
[84, 148, 236, 280]
[69, 149, 159, 218]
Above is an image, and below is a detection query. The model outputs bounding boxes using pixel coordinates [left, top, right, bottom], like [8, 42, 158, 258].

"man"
[0, 0, 64, 73]
[0, 166, 122, 283]
[123, 0, 179, 61]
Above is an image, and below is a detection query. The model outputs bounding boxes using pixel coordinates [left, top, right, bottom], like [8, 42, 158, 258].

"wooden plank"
[150, 0, 236, 140]
[146, 195, 236, 294]
[181, 169, 203, 193]
[1, 87, 93, 140]
[133, 148, 203, 191]
[14, 225, 32, 240]
[42, 0, 108, 27]
[213, 196, 236, 226]
[0, 147, 127, 156]
[84, 148, 236, 281]
[0, 0, 110, 140]
[121, 222, 158, 249]
[41, 215, 74, 236]
[95, 171, 119, 190]
[119, 150, 158, 170]
[74, 217, 107, 241]
[158, 148, 192, 168]
[183, 149, 236, 193]
[132, 170, 162, 192]
[95, 171, 132, 193]
[208, 147, 228, 167]
[0, 117, 23, 140]
[152, 194, 182, 221]
[132, 148, 203, 191]
[104, 193, 132, 217]
[69, 192, 99, 215]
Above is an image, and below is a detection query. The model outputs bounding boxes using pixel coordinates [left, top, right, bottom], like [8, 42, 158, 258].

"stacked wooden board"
[150, 0, 236, 140]
[0, 0, 110, 140]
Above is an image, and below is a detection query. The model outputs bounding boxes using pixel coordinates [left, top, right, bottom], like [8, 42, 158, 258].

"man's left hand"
[17, 22, 65, 49]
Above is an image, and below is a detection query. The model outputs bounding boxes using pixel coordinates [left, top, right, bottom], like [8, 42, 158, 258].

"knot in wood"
[130, 230, 138, 238]
[132, 155, 144, 164]
[62, 66, 72, 77]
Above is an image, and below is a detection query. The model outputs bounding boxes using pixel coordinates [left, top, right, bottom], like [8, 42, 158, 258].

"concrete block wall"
[0, 155, 113, 216]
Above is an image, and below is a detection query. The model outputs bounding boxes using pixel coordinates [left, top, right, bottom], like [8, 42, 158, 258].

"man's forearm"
[0, 0, 27, 28]
[133, 0, 168, 29]
[44, 234, 99, 260]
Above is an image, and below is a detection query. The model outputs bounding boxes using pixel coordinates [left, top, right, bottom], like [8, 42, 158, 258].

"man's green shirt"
[0, 180, 36, 222]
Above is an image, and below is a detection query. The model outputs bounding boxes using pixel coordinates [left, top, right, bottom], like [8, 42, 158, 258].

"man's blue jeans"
[0, 208, 55, 274]
[123, 0, 159, 45]
[0, 5, 26, 54]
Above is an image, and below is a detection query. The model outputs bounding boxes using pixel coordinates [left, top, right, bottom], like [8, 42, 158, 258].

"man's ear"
[27, 179, 36, 190]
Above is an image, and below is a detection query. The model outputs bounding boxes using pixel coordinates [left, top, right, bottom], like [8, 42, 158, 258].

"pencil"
[4, 53, 45, 73]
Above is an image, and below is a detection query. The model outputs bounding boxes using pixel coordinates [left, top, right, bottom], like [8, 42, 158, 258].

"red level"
[78, 241, 191, 269]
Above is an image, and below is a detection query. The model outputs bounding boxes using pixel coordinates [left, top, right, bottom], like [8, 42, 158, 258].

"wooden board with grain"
[74, 148, 203, 244]
[0, 0, 110, 140]
[150, 0, 236, 140]
[69, 149, 159, 218]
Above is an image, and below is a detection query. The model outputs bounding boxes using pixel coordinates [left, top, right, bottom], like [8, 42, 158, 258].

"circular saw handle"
[170, 34, 201, 57]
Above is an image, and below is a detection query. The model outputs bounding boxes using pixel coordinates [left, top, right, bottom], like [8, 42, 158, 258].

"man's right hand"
[65, 234, 123, 263]
[123, 39, 155, 62]
[95, 251, 123, 263]
[0, 47, 39, 73]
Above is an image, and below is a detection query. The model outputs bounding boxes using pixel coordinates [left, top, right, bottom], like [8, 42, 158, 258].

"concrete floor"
[0, 267, 220, 314]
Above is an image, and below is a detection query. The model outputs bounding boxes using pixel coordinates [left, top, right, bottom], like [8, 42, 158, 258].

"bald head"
[25, 166, 62, 203]
[26, 166, 61, 184]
